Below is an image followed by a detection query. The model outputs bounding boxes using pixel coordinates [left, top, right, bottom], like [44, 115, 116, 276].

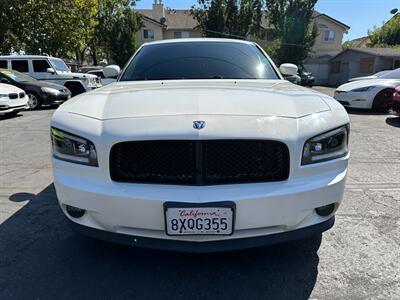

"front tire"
[372, 88, 394, 113]
[27, 92, 42, 110]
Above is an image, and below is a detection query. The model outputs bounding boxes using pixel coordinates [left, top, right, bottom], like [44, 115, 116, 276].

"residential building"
[328, 48, 400, 86]
[136, 1, 202, 46]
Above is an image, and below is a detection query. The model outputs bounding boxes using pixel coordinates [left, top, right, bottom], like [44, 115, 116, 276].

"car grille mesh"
[110, 140, 290, 185]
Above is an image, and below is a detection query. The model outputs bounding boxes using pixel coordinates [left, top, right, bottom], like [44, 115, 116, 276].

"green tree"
[108, 8, 143, 66]
[266, 0, 318, 65]
[368, 14, 400, 47]
[92, 0, 142, 66]
[7, 0, 97, 59]
[0, 0, 15, 54]
[191, 0, 266, 39]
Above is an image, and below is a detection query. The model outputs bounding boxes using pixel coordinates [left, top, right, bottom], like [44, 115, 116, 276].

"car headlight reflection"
[50, 127, 98, 166]
[351, 86, 376, 92]
[41, 87, 61, 95]
[302, 125, 349, 165]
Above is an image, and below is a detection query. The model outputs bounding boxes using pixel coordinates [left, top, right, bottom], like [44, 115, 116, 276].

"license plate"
[164, 202, 235, 236]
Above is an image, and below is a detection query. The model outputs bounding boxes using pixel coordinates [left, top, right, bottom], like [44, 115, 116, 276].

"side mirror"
[103, 65, 120, 79]
[279, 63, 298, 76]
[46, 68, 55, 74]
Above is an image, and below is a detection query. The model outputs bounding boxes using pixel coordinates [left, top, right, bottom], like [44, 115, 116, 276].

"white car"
[334, 78, 400, 112]
[51, 39, 350, 252]
[0, 56, 102, 96]
[0, 83, 29, 116]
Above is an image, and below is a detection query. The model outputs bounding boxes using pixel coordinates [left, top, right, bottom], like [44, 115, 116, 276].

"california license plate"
[164, 202, 235, 236]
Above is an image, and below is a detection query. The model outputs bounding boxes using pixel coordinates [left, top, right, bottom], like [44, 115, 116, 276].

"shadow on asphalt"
[1, 184, 321, 299]
[0, 112, 23, 121]
[386, 116, 400, 128]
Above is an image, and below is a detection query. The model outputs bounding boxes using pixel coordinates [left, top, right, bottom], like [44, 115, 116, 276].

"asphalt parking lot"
[0, 87, 399, 299]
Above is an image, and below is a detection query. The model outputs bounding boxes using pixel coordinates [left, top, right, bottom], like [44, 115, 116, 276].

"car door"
[32, 59, 54, 81]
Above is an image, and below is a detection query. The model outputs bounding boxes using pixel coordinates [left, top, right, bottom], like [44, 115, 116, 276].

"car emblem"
[193, 121, 206, 130]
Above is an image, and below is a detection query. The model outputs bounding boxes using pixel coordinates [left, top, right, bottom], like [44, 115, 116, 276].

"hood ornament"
[193, 120, 206, 130]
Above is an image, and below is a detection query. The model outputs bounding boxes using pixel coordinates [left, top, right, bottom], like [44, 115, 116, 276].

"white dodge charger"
[51, 39, 350, 252]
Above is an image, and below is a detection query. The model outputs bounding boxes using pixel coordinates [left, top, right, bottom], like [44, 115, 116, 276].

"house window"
[359, 57, 374, 74]
[174, 31, 190, 39]
[143, 29, 155, 39]
[11, 60, 29, 72]
[324, 30, 335, 42]
[330, 61, 341, 74]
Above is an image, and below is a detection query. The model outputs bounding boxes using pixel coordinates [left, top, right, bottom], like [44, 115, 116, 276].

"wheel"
[27, 92, 42, 110]
[372, 88, 394, 113]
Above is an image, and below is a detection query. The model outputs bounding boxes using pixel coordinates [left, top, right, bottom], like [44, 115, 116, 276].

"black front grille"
[19, 92, 25, 98]
[8, 93, 18, 99]
[110, 140, 290, 185]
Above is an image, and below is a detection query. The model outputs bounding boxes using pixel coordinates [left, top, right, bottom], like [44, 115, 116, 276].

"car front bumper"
[334, 90, 374, 109]
[53, 154, 348, 252]
[0, 96, 29, 115]
[67, 215, 335, 253]
[42, 92, 71, 106]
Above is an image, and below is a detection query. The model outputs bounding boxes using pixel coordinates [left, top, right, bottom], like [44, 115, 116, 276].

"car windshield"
[0, 69, 36, 82]
[120, 41, 279, 81]
[49, 59, 70, 72]
[379, 68, 400, 79]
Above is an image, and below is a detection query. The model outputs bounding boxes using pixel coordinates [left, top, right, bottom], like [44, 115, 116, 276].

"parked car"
[51, 38, 349, 252]
[0, 69, 71, 109]
[298, 68, 315, 87]
[283, 73, 301, 85]
[348, 70, 393, 82]
[334, 77, 400, 112]
[389, 86, 400, 116]
[87, 69, 116, 86]
[0, 55, 102, 96]
[0, 83, 29, 116]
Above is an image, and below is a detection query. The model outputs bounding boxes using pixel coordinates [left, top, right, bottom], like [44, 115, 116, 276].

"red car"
[390, 86, 400, 116]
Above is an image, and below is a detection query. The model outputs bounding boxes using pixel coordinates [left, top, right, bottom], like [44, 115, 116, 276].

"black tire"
[372, 88, 394, 113]
[65, 83, 85, 97]
[26, 92, 42, 110]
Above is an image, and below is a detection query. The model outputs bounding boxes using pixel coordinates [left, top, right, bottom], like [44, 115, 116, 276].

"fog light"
[66, 205, 86, 218]
[315, 203, 335, 217]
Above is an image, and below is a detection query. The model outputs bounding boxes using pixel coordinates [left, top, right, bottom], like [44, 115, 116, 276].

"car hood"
[21, 80, 67, 90]
[348, 75, 378, 82]
[0, 83, 24, 93]
[57, 72, 97, 79]
[337, 79, 400, 91]
[56, 80, 332, 120]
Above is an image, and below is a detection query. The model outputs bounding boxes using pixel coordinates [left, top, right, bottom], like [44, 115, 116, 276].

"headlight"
[81, 77, 89, 86]
[50, 127, 98, 166]
[0, 93, 8, 98]
[41, 87, 61, 95]
[351, 86, 376, 92]
[302, 125, 349, 165]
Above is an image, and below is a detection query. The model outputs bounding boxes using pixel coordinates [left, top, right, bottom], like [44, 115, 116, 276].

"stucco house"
[136, 1, 350, 85]
[328, 48, 400, 86]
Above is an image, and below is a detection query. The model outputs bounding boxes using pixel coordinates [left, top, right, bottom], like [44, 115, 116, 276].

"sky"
[135, 0, 399, 41]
